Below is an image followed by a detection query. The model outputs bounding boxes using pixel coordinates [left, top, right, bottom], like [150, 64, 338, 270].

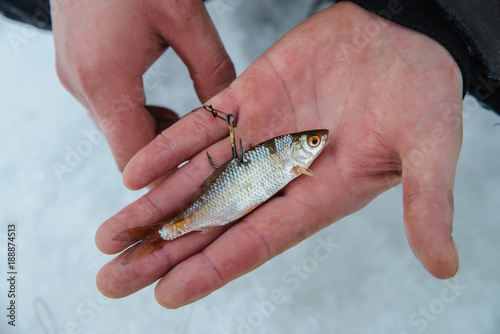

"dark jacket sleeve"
[2, 0, 499, 115]
[0, 0, 51, 30]
[339, 0, 500, 115]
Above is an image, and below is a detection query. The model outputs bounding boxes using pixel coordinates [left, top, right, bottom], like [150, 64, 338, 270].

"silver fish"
[115, 129, 329, 263]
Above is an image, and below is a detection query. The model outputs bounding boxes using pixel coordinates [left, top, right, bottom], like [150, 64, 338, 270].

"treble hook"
[202, 104, 244, 168]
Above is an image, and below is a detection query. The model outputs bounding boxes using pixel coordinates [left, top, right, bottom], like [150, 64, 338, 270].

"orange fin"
[113, 223, 167, 264]
[293, 166, 316, 178]
[199, 226, 222, 234]
[201, 160, 231, 188]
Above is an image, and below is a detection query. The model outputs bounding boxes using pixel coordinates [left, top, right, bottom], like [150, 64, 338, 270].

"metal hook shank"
[202, 104, 244, 163]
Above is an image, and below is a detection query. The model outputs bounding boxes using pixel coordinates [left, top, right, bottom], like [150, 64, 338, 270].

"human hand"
[95, 2, 463, 308]
[50, 0, 235, 170]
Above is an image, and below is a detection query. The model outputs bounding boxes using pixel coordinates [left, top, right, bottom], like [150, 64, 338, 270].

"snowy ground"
[1, 1, 499, 333]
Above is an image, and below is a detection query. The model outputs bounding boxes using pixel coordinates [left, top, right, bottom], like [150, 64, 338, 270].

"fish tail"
[113, 223, 167, 264]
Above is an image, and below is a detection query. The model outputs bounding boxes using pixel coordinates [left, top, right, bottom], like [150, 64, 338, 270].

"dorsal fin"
[201, 159, 232, 189]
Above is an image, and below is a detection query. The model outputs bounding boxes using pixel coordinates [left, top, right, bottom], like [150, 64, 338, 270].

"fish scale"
[114, 129, 328, 263]
[161, 135, 297, 240]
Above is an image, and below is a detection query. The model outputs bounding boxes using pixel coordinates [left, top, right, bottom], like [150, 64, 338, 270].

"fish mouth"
[320, 129, 330, 146]
[324, 133, 331, 146]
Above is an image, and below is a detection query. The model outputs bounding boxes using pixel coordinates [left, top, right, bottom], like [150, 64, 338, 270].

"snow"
[1, 1, 499, 333]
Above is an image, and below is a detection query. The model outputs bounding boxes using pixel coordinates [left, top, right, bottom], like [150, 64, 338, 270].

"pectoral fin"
[293, 166, 317, 178]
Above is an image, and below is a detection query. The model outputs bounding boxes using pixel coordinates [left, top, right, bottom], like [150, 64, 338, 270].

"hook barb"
[206, 151, 219, 169]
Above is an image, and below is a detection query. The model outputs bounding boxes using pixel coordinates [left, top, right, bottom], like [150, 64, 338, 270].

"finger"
[97, 148, 221, 254]
[102, 140, 337, 304]
[95, 156, 219, 298]
[155, 1, 236, 101]
[97, 131, 241, 254]
[96, 132, 280, 298]
[96, 137, 242, 298]
[122, 93, 239, 190]
[56, 8, 169, 171]
[105, 0, 235, 170]
[150, 141, 342, 308]
[153, 193, 329, 309]
[96, 229, 225, 299]
[145, 106, 179, 134]
[68, 28, 161, 171]
[99, 105, 156, 172]
[400, 119, 462, 279]
[78, 54, 164, 171]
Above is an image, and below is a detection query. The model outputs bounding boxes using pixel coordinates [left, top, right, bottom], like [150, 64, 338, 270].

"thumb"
[156, 1, 236, 102]
[401, 118, 462, 279]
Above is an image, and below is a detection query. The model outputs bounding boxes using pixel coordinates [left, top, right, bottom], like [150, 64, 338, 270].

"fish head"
[290, 129, 329, 168]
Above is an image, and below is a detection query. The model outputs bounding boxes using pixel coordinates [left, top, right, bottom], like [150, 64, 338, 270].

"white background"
[1, 1, 499, 333]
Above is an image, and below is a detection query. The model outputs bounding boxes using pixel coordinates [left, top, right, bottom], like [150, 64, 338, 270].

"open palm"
[95, 3, 463, 308]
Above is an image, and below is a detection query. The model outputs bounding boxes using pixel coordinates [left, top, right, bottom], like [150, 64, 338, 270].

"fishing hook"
[202, 104, 244, 167]
[206, 151, 220, 169]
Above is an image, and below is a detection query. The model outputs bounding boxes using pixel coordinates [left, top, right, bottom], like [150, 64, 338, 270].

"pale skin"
[93, 3, 462, 308]
[50, 0, 236, 171]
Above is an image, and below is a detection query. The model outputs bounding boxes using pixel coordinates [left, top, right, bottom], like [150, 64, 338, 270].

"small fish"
[114, 129, 329, 263]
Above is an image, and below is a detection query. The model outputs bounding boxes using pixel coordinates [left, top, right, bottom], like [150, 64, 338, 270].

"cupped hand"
[50, 0, 235, 170]
[95, 2, 463, 308]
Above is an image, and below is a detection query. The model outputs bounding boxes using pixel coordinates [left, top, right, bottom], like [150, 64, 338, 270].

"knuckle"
[186, 110, 216, 145]
[159, 130, 181, 158]
[55, 46, 107, 97]
[72, 54, 106, 95]
[171, 0, 199, 19]
[200, 251, 225, 287]
[240, 222, 271, 260]
[403, 186, 424, 209]
[207, 53, 235, 87]
[157, 0, 199, 24]
[180, 160, 208, 190]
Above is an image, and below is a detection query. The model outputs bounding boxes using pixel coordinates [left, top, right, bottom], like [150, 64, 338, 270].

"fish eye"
[308, 135, 321, 147]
